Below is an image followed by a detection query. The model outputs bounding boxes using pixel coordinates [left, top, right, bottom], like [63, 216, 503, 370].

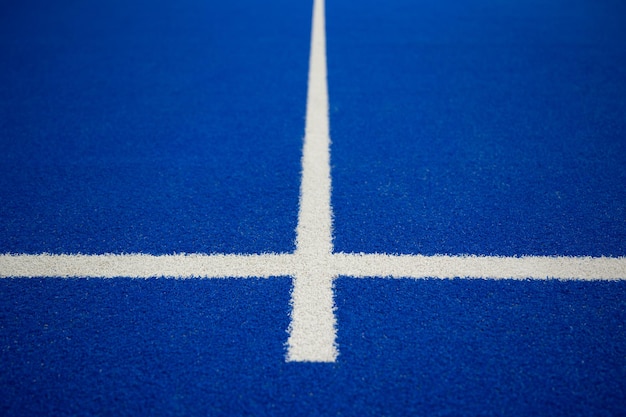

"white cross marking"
[1, 0, 625, 362]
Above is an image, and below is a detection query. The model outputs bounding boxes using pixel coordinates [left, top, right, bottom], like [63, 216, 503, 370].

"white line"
[332, 253, 626, 281]
[2, 253, 625, 280]
[1, 0, 625, 366]
[0, 253, 294, 278]
[287, 266, 337, 362]
[295, 0, 332, 257]
[287, 0, 337, 362]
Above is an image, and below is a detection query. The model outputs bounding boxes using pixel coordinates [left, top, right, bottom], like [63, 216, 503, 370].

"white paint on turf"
[332, 254, 626, 281]
[2, 253, 625, 281]
[296, 0, 332, 257]
[0, 253, 294, 279]
[288, 0, 337, 362]
[1, 0, 625, 363]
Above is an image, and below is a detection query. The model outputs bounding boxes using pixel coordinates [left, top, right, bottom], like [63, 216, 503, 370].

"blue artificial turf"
[328, 0, 626, 256]
[0, 0, 308, 254]
[1, 0, 625, 415]
[0, 278, 293, 416]
[1, 278, 625, 416]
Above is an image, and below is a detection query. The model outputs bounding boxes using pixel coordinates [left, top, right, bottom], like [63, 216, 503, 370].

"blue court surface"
[1, 0, 626, 415]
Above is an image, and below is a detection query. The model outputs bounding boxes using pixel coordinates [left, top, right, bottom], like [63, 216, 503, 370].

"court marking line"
[1, 0, 626, 363]
[1, 253, 625, 280]
[289, 0, 336, 362]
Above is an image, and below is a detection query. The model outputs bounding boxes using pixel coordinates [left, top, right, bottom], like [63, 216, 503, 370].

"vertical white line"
[287, 0, 338, 362]
[296, 0, 332, 256]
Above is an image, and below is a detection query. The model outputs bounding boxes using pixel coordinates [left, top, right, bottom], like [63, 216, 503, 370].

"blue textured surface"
[329, 0, 626, 256]
[0, 0, 307, 254]
[1, 0, 626, 415]
[1, 278, 625, 416]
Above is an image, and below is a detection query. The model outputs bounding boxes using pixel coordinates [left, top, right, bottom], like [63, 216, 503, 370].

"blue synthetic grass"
[1, 278, 625, 416]
[1, 0, 626, 415]
[0, 0, 306, 254]
[329, 0, 626, 256]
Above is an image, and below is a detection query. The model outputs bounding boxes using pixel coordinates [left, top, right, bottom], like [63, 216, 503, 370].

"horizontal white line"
[333, 253, 626, 281]
[1, 253, 624, 280]
[0, 253, 295, 278]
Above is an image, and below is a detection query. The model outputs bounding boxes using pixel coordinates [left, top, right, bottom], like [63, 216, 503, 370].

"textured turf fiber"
[1, 278, 625, 415]
[1, 0, 625, 415]
[329, 0, 626, 256]
[0, 0, 307, 254]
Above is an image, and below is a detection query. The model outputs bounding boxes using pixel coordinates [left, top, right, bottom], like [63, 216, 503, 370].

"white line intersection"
[1, 0, 625, 362]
